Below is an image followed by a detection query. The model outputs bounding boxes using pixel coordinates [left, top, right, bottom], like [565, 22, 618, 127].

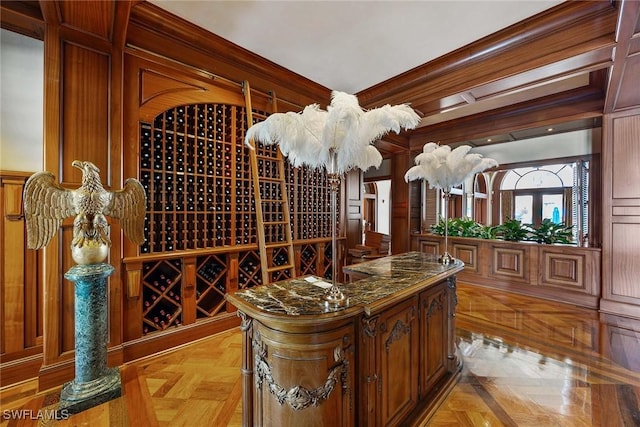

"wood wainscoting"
[0, 172, 43, 387]
[411, 234, 601, 309]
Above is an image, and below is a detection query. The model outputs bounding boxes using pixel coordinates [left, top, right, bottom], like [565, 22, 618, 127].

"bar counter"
[226, 252, 464, 426]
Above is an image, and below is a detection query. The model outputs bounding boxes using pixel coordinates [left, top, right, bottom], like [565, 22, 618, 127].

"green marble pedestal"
[59, 263, 121, 414]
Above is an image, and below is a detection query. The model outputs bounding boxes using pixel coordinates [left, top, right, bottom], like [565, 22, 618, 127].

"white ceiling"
[149, 0, 564, 94]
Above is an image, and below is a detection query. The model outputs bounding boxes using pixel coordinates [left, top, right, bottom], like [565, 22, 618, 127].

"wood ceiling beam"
[0, 1, 44, 40]
[409, 86, 605, 149]
[357, 1, 617, 112]
[604, 0, 640, 113]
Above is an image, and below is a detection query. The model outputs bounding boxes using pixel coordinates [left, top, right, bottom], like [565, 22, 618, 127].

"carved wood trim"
[238, 311, 252, 332]
[385, 319, 412, 353]
[362, 316, 379, 337]
[252, 336, 350, 411]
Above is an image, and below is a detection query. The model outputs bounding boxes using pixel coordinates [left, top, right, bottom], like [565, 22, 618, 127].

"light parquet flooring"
[2, 283, 640, 426]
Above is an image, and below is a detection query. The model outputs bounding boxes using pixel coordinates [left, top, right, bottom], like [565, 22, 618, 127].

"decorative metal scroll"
[253, 340, 350, 411]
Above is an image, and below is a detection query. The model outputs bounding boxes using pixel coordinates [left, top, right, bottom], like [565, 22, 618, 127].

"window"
[500, 162, 589, 243]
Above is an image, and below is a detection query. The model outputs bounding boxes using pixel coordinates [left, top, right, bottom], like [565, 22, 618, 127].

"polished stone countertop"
[226, 252, 463, 316]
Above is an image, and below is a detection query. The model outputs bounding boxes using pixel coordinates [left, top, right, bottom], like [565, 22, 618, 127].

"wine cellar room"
[1, 1, 640, 423]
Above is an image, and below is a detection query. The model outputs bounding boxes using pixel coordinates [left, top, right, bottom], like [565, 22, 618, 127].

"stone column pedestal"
[59, 263, 121, 414]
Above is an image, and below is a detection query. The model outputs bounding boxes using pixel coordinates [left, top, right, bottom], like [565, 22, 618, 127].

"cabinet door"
[376, 296, 418, 426]
[252, 321, 355, 427]
[419, 283, 448, 395]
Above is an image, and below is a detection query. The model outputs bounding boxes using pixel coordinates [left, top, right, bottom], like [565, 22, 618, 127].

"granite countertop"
[227, 252, 463, 316]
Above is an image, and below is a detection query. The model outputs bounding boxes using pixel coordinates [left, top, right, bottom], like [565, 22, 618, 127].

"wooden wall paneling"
[408, 180, 421, 234]
[40, 2, 63, 384]
[390, 152, 412, 254]
[589, 154, 603, 248]
[452, 243, 478, 273]
[610, 222, 640, 296]
[37, 0, 127, 390]
[56, 1, 116, 41]
[1, 177, 27, 355]
[416, 240, 440, 256]
[123, 261, 142, 341]
[540, 251, 585, 291]
[181, 257, 197, 326]
[601, 109, 640, 319]
[611, 115, 640, 199]
[604, 0, 640, 113]
[108, 3, 132, 368]
[412, 234, 601, 308]
[226, 253, 239, 313]
[60, 43, 110, 182]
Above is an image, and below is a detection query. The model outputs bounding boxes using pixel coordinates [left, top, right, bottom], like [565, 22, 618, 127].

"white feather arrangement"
[245, 91, 421, 175]
[404, 142, 498, 189]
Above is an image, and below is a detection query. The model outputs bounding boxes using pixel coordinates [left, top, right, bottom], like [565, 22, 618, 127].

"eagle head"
[72, 160, 100, 174]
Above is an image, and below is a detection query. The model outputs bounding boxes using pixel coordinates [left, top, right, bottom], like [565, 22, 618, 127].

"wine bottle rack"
[238, 250, 262, 289]
[322, 243, 334, 280]
[139, 103, 259, 254]
[269, 246, 292, 282]
[285, 163, 337, 241]
[139, 102, 340, 255]
[135, 101, 341, 334]
[299, 244, 319, 276]
[195, 254, 228, 319]
[141, 259, 183, 335]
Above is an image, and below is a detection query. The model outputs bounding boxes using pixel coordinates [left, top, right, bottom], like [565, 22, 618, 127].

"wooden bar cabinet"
[226, 252, 464, 426]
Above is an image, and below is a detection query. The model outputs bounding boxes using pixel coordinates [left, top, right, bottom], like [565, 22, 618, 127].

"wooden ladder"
[243, 81, 296, 285]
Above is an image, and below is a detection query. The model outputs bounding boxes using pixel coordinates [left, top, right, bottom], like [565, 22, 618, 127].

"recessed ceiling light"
[487, 138, 492, 142]
[547, 128, 554, 132]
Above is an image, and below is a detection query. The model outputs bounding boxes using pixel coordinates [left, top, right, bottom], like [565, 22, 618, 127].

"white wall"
[0, 29, 44, 172]
[376, 180, 391, 235]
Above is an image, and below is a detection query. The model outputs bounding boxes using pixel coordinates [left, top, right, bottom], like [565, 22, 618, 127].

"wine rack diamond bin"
[142, 259, 183, 335]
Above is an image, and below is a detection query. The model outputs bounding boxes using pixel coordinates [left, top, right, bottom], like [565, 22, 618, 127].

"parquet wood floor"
[2, 283, 639, 426]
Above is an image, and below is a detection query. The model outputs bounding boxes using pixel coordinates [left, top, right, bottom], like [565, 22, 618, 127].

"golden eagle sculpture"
[23, 160, 146, 257]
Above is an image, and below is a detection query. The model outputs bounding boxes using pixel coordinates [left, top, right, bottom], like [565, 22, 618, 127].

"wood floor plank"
[121, 365, 157, 427]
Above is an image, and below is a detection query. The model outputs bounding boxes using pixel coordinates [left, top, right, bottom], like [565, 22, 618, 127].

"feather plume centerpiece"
[405, 142, 498, 264]
[246, 91, 421, 305]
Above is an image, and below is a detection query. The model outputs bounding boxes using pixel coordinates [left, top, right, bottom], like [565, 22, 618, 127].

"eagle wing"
[104, 178, 147, 245]
[23, 171, 77, 249]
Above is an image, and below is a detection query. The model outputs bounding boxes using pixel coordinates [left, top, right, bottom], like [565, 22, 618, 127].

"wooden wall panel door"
[390, 152, 412, 254]
[601, 109, 640, 319]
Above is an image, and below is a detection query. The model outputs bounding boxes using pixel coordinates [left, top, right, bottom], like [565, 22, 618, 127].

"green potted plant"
[431, 217, 485, 238]
[529, 219, 574, 244]
[495, 218, 530, 242]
